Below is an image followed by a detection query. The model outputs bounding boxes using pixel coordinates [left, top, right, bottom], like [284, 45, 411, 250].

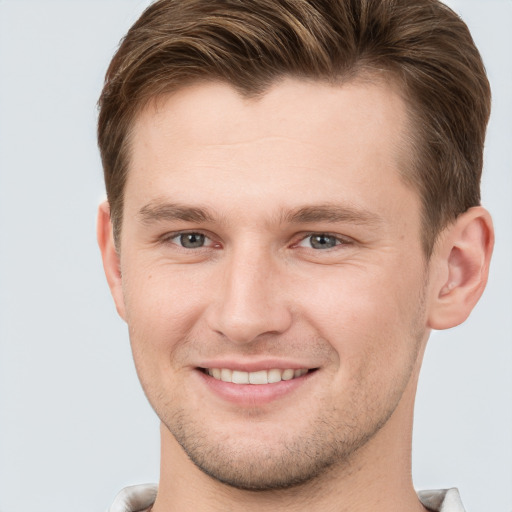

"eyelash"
[295, 232, 353, 250]
[160, 231, 352, 251]
[161, 231, 218, 250]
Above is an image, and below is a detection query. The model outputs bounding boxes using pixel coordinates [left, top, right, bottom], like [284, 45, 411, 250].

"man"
[97, 0, 494, 510]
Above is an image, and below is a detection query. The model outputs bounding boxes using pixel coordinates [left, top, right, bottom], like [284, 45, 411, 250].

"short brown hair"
[98, 0, 491, 256]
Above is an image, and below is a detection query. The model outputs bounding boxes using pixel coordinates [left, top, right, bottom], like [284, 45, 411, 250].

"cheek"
[121, 259, 208, 358]
[121, 264, 206, 408]
[294, 263, 426, 369]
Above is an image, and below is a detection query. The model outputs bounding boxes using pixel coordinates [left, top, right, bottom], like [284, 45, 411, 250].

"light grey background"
[0, 1, 510, 511]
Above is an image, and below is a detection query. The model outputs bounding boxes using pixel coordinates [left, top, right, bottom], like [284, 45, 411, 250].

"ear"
[427, 206, 494, 330]
[97, 201, 126, 320]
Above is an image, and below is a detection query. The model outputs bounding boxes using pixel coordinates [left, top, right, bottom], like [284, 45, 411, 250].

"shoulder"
[106, 483, 158, 512]
[417, 488, 466, 512]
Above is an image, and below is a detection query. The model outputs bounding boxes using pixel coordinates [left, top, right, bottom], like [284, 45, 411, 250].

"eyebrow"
[137, 200, 383, 227]
[138, 202, 215, 224]
[282, 204, 383, 226]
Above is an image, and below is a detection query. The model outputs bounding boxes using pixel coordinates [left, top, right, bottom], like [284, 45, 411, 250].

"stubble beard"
[159, 378, 411, 493]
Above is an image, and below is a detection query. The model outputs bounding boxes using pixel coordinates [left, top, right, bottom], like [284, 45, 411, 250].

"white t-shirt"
[106, 484, 466, 512]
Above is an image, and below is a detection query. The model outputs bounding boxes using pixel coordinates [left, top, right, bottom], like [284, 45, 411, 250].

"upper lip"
[196, 359, 318, 372]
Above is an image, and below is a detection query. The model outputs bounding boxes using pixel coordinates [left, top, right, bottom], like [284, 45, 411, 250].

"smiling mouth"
[199, 368, 316, 385]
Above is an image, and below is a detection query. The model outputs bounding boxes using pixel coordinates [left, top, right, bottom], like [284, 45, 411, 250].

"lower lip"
[196, 370, 314, 406]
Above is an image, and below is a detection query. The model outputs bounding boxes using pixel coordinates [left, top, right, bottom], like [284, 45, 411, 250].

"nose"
[206, 246, 293, 344]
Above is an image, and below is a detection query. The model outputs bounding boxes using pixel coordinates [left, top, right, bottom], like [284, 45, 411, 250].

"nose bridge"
[208, 240, 291, 343]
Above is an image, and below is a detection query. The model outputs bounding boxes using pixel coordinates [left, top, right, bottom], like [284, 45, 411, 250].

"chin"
[163, 407, 384, 492]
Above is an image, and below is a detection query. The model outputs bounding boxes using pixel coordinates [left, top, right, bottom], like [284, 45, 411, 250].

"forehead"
[125, 78, 416, 225]
[132, 77, 409, 160]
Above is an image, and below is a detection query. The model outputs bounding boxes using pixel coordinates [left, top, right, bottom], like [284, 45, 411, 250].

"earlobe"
[427, 206, 494, 330]
[97, 201, 127, 320]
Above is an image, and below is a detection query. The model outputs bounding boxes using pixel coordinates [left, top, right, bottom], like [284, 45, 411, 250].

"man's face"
[115, 79, 431, 489]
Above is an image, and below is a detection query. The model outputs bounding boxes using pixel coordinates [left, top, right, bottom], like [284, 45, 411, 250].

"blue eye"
[174, 233, 206, 248]
[300, 234, 340, 249]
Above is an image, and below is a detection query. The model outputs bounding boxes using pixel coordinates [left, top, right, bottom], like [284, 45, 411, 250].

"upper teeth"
[206, 368, 308, 384]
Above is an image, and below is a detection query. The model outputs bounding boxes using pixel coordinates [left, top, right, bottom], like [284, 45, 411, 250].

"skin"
[98, 79, 493, 511]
